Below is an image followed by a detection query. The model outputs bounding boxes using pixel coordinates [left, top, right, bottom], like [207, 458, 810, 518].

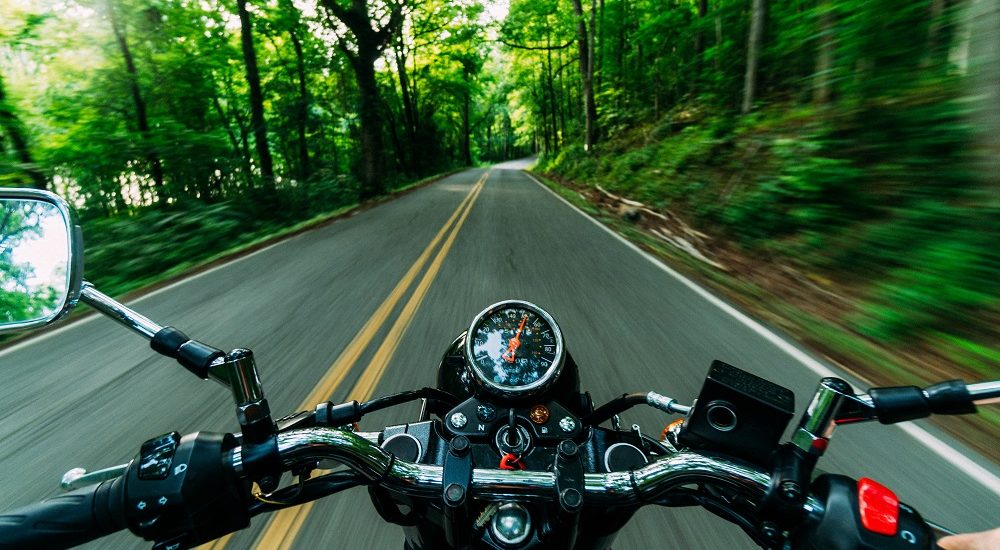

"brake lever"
[61, 464, 129, 491]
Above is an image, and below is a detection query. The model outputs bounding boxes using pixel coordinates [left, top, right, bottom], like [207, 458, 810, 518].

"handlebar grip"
[0, 477, 126, 549]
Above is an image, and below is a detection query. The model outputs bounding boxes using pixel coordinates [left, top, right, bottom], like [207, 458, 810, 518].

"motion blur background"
[0, 0, 997, 501]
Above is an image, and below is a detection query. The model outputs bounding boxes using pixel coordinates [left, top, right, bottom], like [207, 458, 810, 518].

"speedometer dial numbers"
[465, 301, 564, 398]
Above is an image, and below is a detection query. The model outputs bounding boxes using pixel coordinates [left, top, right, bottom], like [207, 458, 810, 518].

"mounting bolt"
[445, 483, 465, 505]
[761, 521, 781, 542]
[451, 435, 471, 456]
[558, 439, 578, 457]
[258, 475, 278, 493]
[560, 488, 583, 511]
[780, 480, 803, 502]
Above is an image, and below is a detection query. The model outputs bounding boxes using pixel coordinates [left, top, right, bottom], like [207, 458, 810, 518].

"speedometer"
[464, 300, 565, 397]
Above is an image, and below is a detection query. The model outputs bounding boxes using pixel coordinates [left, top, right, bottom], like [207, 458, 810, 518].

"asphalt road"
[0, 163, 997, 549]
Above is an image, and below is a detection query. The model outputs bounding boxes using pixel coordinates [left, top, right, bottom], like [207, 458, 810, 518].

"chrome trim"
[491, 502, 532, 545]
[792, 378, 853, 456]
[239, 428, 785, 506]
[968, 381, 1000, 406]
[646, 391, 692, 415]
[0, 188, 84, 334]
[79, 283, 163, 340]
[223, 349, 263, 406]
[705, 402, 737, 432]
[464, 300, 565, 398]
[495, 424, 532, 455]
[60, 463, 129, 491]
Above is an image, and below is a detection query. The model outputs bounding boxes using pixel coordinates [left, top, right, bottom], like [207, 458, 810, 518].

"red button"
[857, 478, 900, 536]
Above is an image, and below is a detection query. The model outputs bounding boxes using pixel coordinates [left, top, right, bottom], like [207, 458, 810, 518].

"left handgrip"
[0, 476, 126, 549]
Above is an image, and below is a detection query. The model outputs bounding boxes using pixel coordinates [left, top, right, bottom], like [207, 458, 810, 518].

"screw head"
[450, 412, 468, 429]
[558, 416, 576, 433]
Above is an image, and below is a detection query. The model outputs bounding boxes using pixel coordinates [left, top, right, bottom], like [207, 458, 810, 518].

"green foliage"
[531, 0, 998, 381]
[723, 137, 862, 242]
[83, 202, 246, 294]
[855, 218, 998, 341]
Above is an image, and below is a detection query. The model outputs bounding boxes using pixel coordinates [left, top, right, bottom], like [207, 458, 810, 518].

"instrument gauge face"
[465, 300, 564, 397]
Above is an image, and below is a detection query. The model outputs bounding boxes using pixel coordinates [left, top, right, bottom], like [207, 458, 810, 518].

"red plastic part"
[857, 477, 900, 536]
[499, 453, 526, 471]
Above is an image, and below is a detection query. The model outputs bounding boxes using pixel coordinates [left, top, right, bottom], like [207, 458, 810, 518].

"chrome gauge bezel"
[464, 300, 565, 398]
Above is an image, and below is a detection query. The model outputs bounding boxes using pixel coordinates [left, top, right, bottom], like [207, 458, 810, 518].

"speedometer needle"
[503, 315, 528, 363]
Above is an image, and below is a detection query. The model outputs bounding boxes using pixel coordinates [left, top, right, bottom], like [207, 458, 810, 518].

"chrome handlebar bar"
[226, 427, 803, 506]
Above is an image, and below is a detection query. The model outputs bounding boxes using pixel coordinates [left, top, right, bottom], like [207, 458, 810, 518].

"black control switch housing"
[138, 432, 181, 481]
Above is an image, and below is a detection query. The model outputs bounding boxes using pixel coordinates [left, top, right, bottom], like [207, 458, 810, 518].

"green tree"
[315, 0, 403, 198]
[0, 201, 60, 323]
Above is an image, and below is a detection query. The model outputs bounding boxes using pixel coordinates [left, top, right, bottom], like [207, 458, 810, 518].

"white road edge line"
[522, 170, 1000, 497]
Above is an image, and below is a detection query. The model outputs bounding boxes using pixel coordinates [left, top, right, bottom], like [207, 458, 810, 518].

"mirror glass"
[1, 199, 72, 327]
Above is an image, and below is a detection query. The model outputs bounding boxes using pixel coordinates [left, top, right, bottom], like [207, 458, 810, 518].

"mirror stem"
[81, 281, 227, 380]
[79, 282, 163, 339]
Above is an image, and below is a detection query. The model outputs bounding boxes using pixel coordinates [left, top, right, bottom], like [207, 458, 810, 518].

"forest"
[0, 1, 997, 442]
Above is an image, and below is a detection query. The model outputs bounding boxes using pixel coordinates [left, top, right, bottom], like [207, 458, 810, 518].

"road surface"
[1, 162, 997, 549]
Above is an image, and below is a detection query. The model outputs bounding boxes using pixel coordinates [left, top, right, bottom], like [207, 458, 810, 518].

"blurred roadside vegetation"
[516, 0, 998, 450]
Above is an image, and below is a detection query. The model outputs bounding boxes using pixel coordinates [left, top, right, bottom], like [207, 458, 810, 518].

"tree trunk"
[353, 55, 386, 198]
[289, 27, 311, 181]
[212, 94, 254, 189]
[742, 0, 767, 113]
[237, 0, 275, 189]
[394, 43, 417, 138]
[461, 85, 472, 166]
[967, 0, 1000, 186]
[925, 0, 947, 67]
[571, 0, 598, 150]
[715, 3, 723, 71]
[316, 0, 402, 198]
[0, 74, 46, 190]
[536, 72, 551, 153]
[108, 1, 165, 193]
[393, 43, 417, 173]
[814, 1, 835, 104]
[597, 0, 605, 93]
[694, 0, 708, 84]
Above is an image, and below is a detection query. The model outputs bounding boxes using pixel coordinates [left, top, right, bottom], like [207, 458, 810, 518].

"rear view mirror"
[0, 189, 83, 334]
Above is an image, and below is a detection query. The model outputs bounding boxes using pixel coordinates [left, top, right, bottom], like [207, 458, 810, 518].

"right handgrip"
[0, 476, 126, 549]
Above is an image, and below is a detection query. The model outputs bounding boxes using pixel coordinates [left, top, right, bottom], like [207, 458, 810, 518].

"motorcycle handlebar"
[0, 476, 127, 549]
[227, 427, 796, 506]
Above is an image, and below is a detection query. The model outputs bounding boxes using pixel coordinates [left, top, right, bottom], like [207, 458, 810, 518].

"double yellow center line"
[202, 170, 489, 550]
